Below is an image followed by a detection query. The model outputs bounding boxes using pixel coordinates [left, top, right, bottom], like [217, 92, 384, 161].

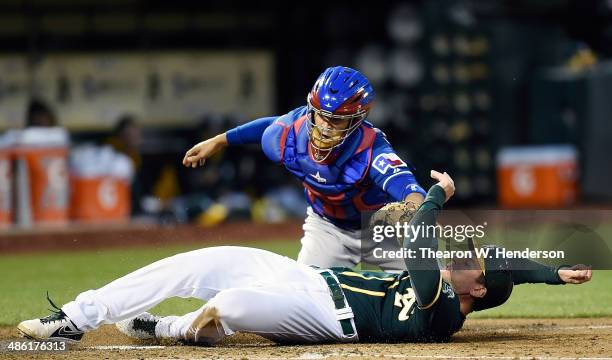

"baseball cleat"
[115, 312, 160, 340]
[17, 294, 83, 343]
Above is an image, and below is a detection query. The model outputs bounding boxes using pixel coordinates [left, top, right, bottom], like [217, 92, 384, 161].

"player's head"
[447, 241, 514, 313]
[447, 256, 487, 299]
[457, 241, 513, 312]
[471, 245, 514, 312]
[306, 66, 375, 162]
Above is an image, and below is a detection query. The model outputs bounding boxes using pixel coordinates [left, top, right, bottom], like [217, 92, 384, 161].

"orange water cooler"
[69, 145, 133, 223]
[70, 177, 131, 222]
[14, 128, 70, 227]
[0, 134, 13, 228]
[497, 145, 577, 208]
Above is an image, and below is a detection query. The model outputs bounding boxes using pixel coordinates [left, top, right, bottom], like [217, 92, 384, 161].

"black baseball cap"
[467, 238, 514, 311]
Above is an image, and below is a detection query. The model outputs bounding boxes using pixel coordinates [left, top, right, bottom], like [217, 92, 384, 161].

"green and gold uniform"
[331, 184, 568, 343]
[330, 185, 464, 342]
[331, 267, 464, 342]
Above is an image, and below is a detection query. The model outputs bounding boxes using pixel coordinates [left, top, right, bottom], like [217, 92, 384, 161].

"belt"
[316, 269, 357, 338]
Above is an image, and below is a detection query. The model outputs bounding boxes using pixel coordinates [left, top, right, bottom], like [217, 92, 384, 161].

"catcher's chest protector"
[266, 114, 384, 224]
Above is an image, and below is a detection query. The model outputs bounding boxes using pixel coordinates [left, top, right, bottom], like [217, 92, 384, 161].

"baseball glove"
[369, 200, 419, 228]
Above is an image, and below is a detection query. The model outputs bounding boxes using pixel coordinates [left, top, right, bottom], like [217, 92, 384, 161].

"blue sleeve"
[226, 116, 278, 145]
[368, 132, 426, 201]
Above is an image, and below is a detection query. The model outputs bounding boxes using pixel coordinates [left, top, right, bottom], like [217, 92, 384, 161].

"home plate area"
[1, 318, 611, 359]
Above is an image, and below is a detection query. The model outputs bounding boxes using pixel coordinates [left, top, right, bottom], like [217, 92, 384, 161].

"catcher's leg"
[62, 246, 320, 331]
[361, 238, 408, 272]
[159, 284, 357, 344]
[297, 207, 361, 268]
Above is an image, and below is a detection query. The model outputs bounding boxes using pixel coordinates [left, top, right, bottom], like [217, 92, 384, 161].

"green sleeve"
[508, 258, 566, 285]
[403, 184, 446, 308]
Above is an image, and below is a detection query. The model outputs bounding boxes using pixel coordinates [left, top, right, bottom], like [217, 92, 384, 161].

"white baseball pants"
[297, 207, 407, 271]
[61, 246, 357, 344]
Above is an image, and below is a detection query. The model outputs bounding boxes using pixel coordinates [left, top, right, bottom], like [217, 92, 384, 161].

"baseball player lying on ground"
[183, 66, 426, 271]
[18, 171, 592, 344]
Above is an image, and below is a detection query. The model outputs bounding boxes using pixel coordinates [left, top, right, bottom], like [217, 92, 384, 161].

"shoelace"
[40, 292, 67, 324]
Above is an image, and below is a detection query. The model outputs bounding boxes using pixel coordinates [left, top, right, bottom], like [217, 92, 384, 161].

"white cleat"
[17, 316, 83, 343]
[17, 294, 84, 343]
[116, 312, 160, 340]
[17, 295, 83, 343]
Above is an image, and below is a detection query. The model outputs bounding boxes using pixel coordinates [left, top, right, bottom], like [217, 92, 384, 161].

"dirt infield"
[1, 318, 611, 359]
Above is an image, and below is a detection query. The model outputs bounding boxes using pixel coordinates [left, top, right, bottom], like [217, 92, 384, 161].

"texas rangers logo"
[372, 153, 407, 174]
[310, 171, 327, 183]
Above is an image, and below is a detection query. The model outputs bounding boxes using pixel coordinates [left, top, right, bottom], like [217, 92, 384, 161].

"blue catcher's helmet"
[306, 66, 375, 162]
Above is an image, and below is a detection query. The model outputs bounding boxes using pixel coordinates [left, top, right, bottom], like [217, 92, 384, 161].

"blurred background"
[1, 0, 612, 326]
[1, 0, 612, 231]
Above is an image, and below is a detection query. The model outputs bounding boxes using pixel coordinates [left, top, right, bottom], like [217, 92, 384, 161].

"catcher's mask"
[306, 66, 375, 162]
[468, 239, 514, 311]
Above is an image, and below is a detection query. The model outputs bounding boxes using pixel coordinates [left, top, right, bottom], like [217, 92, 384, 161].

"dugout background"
[0, 0, 611, 225]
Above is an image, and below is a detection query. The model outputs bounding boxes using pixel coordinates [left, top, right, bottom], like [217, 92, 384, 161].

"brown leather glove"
[370, 200, 419, 228]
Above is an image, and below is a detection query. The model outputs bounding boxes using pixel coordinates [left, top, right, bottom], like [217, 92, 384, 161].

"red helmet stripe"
[334, 88, 372, 115]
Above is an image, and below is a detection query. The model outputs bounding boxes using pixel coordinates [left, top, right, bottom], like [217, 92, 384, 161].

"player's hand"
[182, 133, 228, 168]
[430, 170, 455, 202]
[558, 264, 592, 284]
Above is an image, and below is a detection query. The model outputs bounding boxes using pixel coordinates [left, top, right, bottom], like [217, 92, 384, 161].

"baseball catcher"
[18, 171, 592, 344]
[183, 66, 425, 271]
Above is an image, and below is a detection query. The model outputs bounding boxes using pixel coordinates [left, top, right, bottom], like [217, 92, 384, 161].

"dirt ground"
[1, 318, 611, 359]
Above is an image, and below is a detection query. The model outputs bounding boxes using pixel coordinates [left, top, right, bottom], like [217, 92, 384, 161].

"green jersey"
[334, 184, 568, 343]
[331, 267, 465, 343]
[334, 185, 464, 343]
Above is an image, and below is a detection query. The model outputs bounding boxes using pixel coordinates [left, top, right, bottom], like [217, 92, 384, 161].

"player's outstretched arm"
[182, 116, 279, 168]
[506, 257, 593, 285]
[182, 133, 228, 168]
